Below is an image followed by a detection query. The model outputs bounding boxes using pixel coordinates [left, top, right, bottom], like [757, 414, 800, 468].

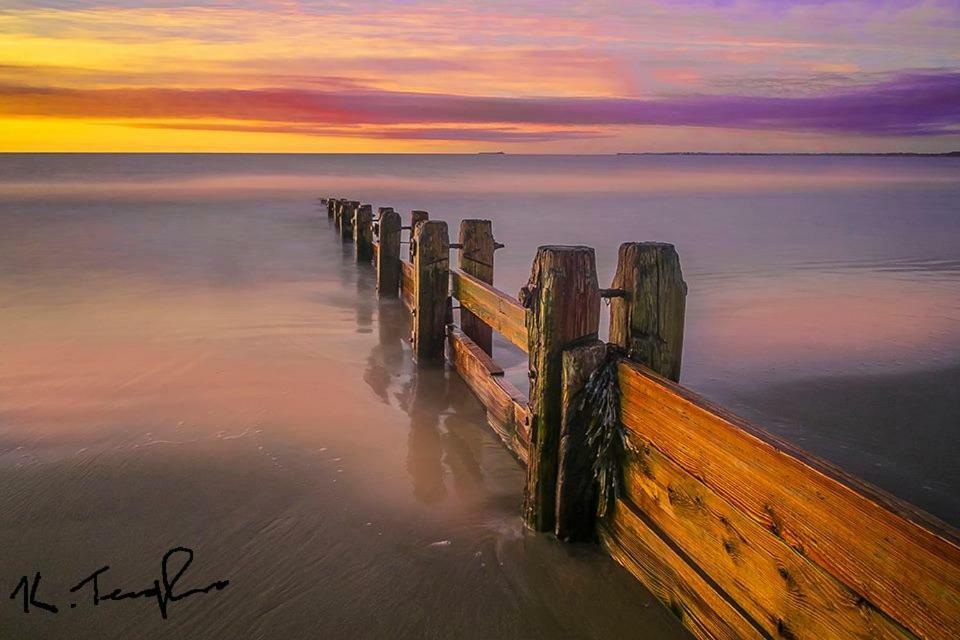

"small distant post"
[608, 242, 687, 382]
[556, 339, 606, 541]
[377, 210, 402, 298]
[354, 204, 374, 262]
[335, 199, 348, 233]
[412, 220, 449, 363]
[520, 246, 600, 532]
[409, 210, 429, 260]
[457, 220, 495, 354]
[341, 201, 357, 240]
[327, 198, 336, 219]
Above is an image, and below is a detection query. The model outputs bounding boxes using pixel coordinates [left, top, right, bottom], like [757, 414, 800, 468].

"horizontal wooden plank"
[448, 326, 530, 464]
[601, 501, 765, 640]
[450, 268, 527, 353]
[400, 258, 414, 310]
[618, 360, 960, 640]
[621, 430, 915, 639]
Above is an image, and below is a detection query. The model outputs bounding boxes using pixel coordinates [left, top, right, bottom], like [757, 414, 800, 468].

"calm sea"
[0, 153, 957, 638]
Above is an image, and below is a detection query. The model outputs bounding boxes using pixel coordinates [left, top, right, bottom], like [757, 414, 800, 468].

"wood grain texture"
[458, 220, 495, 355]
[450, 269, 527, 352]
[555, 340, 606, 542]
[521, 246, 600, 532]
[621, 430, 916, 640]
[618, 359, 960, 640]
[448, 327, 530, 464]
[601, 503, 765, 640]
[609, 242, 687, 382]
[400, 259, 414, 310]
[376, 210, 401, 299]
[354, 204, 374, 262]
[412, 220, 449, 362]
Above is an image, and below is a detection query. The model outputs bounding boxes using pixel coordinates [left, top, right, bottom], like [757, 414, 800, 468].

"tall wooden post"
[412, 220, 449, 363]
[341, 201, 357, 240]
[520, 246, 600, 532]
[556, 340, 606, 541]
[609, 242, 687, 382]
[377, 210, 401, 298]
[354, 204, 374, 262]
[457, 220, 495, 355]
[409, 210, 429, 260]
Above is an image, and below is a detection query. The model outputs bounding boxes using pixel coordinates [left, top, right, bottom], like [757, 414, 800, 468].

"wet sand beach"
[0, 185, 688, 638]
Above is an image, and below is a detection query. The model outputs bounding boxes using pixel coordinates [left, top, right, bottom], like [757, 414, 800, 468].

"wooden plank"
[600, 502, 765, 640]
[458, 220, 495, 354]
[621, 428, 917, 639]
[520, 246, 601, 532]
[400, 259, 414, 310]
[448, 327, 530, 464]
[450, 268, 527, 352]
[618, 359, 960, 640]
[609, 242, 686, 382]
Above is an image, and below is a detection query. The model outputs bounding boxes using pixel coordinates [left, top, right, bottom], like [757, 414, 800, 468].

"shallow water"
[0, 153, 958, 636]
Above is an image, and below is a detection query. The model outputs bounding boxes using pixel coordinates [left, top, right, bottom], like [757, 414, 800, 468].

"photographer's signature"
[9, 547, 229, 620]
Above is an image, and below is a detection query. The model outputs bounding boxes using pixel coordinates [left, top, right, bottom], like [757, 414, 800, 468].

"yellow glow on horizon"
[0, 117, 480, 153]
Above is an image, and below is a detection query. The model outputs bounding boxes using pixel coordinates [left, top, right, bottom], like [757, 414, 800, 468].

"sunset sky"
[2, 0, 959, 152]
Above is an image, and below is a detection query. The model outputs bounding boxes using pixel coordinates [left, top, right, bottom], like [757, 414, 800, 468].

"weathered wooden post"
[520, 246, 600, 532]
[377, 210, 401, 298]
[609, 242, 686, 382]
[457, 220, 495, 354]
[412, 220, 449, 363]
[327, 198, 336, 219]
[555, 340, 606, 541]
[340, 201, 357, 240]
[354, 204, 374, 262]
[409, 210, 429, 260]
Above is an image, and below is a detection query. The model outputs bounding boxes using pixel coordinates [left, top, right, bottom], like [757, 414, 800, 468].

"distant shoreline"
[615, 151, 960, 157]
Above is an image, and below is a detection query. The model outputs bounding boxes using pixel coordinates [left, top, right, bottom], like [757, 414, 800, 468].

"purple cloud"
[3, 70, 959, 137]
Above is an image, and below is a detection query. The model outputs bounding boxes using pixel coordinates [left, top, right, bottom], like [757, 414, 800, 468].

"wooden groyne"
[322, 196, 960, 640]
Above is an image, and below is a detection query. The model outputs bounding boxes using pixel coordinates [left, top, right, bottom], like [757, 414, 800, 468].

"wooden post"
[412, 220, 449, 363]
[327, 198, 336, 219]
[457, 220, 495, 355]
[609, 242, 686, 382]
[354, 204, 374, 262]
[556, 340, 606, 542]
[520, 246, 600, 532]
[341, 201, 357, 240]
[377, 210, 401, 298]
[409, 210, 429, 260]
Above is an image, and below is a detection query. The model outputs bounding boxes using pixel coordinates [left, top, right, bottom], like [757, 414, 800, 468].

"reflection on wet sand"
[363, 292, 489, 506]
